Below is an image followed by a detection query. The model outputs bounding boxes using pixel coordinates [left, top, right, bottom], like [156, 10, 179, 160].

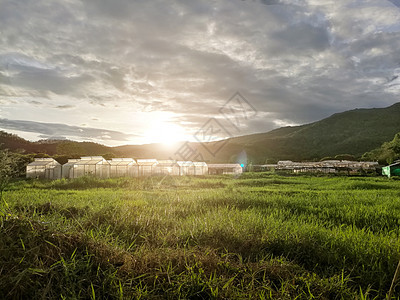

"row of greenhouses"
[26, 157, 243, 179]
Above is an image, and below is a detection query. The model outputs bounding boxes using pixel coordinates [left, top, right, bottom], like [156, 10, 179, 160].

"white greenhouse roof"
[75, 157, 109, 165]
[177, 161, 194, 167]
[137, 159, 158, 166]
[28, 158, 60, 167]
[63, 159, 80, 166]
[68, 159, 80, 162]
[157, 160, 178, 166]
[80, 156, 105, 160]
[108, 158, 137, 166]
[111, 158, 135, 161]
[193, 162, 207, 167]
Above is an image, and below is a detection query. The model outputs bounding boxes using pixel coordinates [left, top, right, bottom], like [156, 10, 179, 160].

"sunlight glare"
[145, 120, 187, 146]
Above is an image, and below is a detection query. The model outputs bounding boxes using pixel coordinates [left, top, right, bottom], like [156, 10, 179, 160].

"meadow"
[1, 173, 400, 299]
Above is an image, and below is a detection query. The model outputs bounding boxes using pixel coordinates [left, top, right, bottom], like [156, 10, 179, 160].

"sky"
[1, 0, 400, 146]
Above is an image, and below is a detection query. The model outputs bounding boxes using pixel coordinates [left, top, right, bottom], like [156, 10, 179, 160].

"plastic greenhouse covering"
[26, 158, 62, 179]
[69, 157, 110, 179]
[137, 159, 159, 176]
[108, 158, 138, 178]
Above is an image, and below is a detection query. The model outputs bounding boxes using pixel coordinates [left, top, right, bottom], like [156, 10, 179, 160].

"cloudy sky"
[1, 0, 400, 146]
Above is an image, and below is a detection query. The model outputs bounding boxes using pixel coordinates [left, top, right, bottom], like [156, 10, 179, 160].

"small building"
[193, 162, 208, 175]
[276, 160, 379, 175]
[62, 159, 80, 179]
[155, 160, 180, 176]
[108, 158, 138, 178]
[382, 162, 400, 178]
[137, 159, 159, 176]
[207, 164, 243, 175]
[26, 158, 62, 179]
[70, 156, 110, 179]
[177, 161, 195, 176]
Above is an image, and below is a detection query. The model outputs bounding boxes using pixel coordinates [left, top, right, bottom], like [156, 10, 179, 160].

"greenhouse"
[155, 160, 180, 176]
[137, 159, 159, 176]
[26, 157, 246, 179]
[69, 156, 110, 179]
[62, 159, 80, 179]
[26, 158, 62, 179]
[108, 158, 138, 178]
[207, 164, 243, 175]
[177, 161, 195, 176]
[193, 162, 208, 175]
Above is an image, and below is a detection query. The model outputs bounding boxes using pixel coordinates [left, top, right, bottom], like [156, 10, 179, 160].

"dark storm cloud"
[388, 0, 400, 8]
[270, 23, 331, 54]
[259, 0, 282, 5]
[0, 119, 135, 141]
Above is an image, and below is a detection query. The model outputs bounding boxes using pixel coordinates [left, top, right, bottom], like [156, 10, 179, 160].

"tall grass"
[1, 173, 400, 299]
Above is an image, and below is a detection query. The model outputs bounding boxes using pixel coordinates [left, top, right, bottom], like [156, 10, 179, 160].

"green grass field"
[1, 173, 400, 299]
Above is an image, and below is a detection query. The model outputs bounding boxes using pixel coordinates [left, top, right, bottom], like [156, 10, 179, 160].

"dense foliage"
[0, 149, 25, 199]
[1, 174, 400, 299]
[362, 132, 400, 164]
[0, 131, 113, 157]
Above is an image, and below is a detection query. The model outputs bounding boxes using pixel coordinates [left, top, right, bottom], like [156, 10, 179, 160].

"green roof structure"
[382, 162, 400, 178]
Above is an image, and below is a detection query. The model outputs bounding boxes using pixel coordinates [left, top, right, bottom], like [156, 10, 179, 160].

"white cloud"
[0, 0, 400, 144]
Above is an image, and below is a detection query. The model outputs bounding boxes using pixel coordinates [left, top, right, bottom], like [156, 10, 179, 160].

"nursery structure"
[207, 164, 243, 175]
[275, 160, 379, 174]
[62, 159, 80, 179]
[69, 156, 110, 179]
[193, 161, 208, 175]
[26, 158, 62, 179]
[137, 159, 159, 176]
[108, 158, 138, 178]
[27, 157, 244, 179]
[155, 160, 180, 176]
[177, 161, 195, 176]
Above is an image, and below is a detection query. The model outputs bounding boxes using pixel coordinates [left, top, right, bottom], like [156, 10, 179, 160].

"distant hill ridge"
[1, 102, 400, 163]
[219, 102, 400, 162]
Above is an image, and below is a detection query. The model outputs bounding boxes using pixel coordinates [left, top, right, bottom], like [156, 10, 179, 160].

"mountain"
[214, 102, 400, 162]
[0, 131, 113, 156]
[2, 102, 400, 163]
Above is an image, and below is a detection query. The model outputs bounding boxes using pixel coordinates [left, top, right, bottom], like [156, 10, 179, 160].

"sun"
[145, 121, 187, 146]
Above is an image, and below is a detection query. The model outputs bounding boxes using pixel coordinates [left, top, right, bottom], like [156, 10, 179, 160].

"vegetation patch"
[1, 173, 400, 299]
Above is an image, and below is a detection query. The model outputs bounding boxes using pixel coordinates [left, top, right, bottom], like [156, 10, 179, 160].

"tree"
[0, 149, 19, 200]
[102, 153, 116, 160]
[361, 132, 400, 164]
[56, 142, 84, 156]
